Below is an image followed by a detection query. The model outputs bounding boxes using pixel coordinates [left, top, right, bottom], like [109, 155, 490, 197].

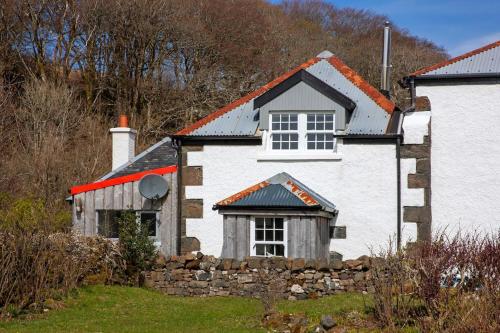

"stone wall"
[144, 253, 374, 299]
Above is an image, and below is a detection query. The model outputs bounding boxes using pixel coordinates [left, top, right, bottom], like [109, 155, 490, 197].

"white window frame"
[306, 113, 336, 151]
[270, 113, 299, 150]
[250, 216, 288, 257]
[261, 111, 342, 161]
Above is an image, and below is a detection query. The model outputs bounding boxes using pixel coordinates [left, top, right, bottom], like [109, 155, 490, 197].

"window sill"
[257, 153, 343, 161]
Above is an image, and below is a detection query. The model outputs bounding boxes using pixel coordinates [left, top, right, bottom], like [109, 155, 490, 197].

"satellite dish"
[139, 174, 169, 200]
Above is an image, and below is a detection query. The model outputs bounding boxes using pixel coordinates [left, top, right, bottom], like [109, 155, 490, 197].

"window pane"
[272, 142, 280, 150]
[282, 123, 289, 130]
[307, 141, 315, 149]
[317, 142, 324, 149]
[325, 142, 334, 150]
[256, 244, 265, 256]
[307, 122, 314, 130]
[266, 244, 275, 256]
[290, 142, 298, 150]
[282, 114, 289, 122]
[272, 114, 279, 122]
[290, 114, 297, 122]
[272, 123, 280, 130]
[290, 133, 298, 141]
[255, 218, 264, 228]
[317, 122, 324, 130]
[140, 212, 157, 237]
[290, 122, 297, 130]
[307, 114, 314, 121]
[282, 142, 289, 149]
[275, 245, 285, 256]
[98, 211, 120, 238]
[275, 230, 283, 241]
[265, 218, 273, 228]
[325, 114, 333, 121]
[317, 114, 324, 122]
[265, 230, 274, 241]
[317, 133, 324, 140]
[275, 218, 283, 229]
[255, 230, 264, 241]
[325, 122, 333, 130]
[326, 133, 334, 140]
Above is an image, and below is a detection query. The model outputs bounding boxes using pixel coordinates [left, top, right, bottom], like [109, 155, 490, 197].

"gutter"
[172, 137, 182, 256]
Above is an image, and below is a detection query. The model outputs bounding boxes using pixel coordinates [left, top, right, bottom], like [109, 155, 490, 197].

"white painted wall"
[185, 142, 400, 259]
[417, 83, 500, 236]
[110, 127, 136, 170]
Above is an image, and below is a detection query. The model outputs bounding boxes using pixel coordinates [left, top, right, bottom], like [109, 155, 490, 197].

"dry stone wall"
[144, 253, 375, 299]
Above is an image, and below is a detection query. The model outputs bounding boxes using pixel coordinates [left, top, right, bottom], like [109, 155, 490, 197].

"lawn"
[0, 285, 374, 333]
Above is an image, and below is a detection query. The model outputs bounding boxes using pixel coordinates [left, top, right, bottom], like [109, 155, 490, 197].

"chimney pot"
[119, 114, 129, 127]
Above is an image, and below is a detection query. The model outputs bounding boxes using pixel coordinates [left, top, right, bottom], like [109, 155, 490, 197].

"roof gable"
[176, 52, 395, 137]
[214, 172, 336, 212]
[254, 69, 356, 111]
[411, 40, 500, 77]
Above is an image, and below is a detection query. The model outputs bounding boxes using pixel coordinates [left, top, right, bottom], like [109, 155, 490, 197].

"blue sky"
[277, 0, 500, 56]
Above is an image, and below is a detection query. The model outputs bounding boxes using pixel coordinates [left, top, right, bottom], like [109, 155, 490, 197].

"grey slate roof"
[181, 51, 394, 137]
[100, 137, 177, 181]
[214, 172, 336, 213]
[414, 41, 500, 76]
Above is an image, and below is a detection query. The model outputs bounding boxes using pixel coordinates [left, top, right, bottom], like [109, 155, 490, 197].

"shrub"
[117, 211, 157, 276]
[371, 231, 500, 333]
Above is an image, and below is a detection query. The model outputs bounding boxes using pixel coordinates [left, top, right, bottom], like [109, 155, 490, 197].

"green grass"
[0, 286, 374, 333]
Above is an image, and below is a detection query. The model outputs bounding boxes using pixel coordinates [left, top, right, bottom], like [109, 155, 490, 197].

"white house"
[70, 40, 500, 261]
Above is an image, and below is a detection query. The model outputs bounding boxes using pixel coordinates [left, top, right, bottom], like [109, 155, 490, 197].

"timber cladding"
[401, 118, 432, 242]
[180, 145, 204, 254]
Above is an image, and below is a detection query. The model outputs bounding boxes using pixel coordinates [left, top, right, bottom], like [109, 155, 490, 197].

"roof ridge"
[411, 40, 500, 76]
[327, 56, 395, 114]
[215, 180, 271, 207]
[176, 57, 321, 135]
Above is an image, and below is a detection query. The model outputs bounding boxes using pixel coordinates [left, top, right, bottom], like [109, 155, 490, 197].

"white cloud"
[450, 32, 500, 56]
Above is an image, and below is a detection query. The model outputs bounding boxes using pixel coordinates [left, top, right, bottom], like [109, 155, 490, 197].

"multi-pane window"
[271, 114, 298, 150]
[253, 217, 286, 257]
[97, 210, 158, 239]
[306, 113, 335, 150]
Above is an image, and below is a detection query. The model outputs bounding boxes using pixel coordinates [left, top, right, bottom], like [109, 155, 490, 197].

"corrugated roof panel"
[422, 44, 500, 76]
[228, 184, 308, 207]
[306, 60, 390, 135]
[189, 101, 259, 136]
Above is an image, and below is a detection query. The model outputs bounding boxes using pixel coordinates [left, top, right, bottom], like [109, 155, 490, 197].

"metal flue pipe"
[381, 21, 392, 98]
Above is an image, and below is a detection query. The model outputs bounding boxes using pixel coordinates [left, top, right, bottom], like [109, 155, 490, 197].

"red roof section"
[176, 57, 321, 135]
[215, 180, 271, 206]
[70, 165, 177, 196]
[328, 56, 395, 114]
[411, 40, 500, 76]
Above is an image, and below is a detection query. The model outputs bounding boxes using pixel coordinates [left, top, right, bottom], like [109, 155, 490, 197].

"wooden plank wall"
[72, 172, 178, 256]
[221, 215, 250, 260]
[288, 216, 330, 260]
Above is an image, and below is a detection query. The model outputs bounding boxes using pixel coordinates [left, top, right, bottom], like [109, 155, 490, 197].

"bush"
[117, 211, 157, 276]
[371, 231, 500, 333]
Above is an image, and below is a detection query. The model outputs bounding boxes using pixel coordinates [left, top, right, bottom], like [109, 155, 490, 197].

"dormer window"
[269, 112, 336, 152]
[271, 114, 299, 150]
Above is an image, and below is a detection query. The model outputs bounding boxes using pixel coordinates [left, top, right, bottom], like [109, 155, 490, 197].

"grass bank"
[0, 285, 373, 333]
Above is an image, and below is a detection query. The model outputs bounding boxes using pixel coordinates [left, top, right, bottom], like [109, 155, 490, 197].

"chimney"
[110, 115, 136, 170]
[381, 21, 392, 99]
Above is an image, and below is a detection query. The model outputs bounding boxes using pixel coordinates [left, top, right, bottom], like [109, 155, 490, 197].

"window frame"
[306, 113, 336, 151]
[95, 209, 160, 241]
[270, 112, 299, 150]
[267, 111, 337, 154]
[250, 216, 288, 257]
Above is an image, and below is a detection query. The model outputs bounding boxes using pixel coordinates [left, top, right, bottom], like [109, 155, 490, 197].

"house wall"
[72, 172, 178, 255]
[184, 142, 402, 259]
[416, 83, 500, 236]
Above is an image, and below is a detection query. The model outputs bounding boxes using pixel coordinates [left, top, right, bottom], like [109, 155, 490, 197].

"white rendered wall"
[110, 127, 136, 170]
[185, 142, 399, 259]
[417, 84, 500, 236]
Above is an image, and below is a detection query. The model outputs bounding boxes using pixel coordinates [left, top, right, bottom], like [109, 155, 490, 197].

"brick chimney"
[110, 115, 136, 170]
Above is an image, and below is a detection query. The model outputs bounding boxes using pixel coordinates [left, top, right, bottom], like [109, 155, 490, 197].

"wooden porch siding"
[222, 215, 250, 260]
[72, 172, 178, 255]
